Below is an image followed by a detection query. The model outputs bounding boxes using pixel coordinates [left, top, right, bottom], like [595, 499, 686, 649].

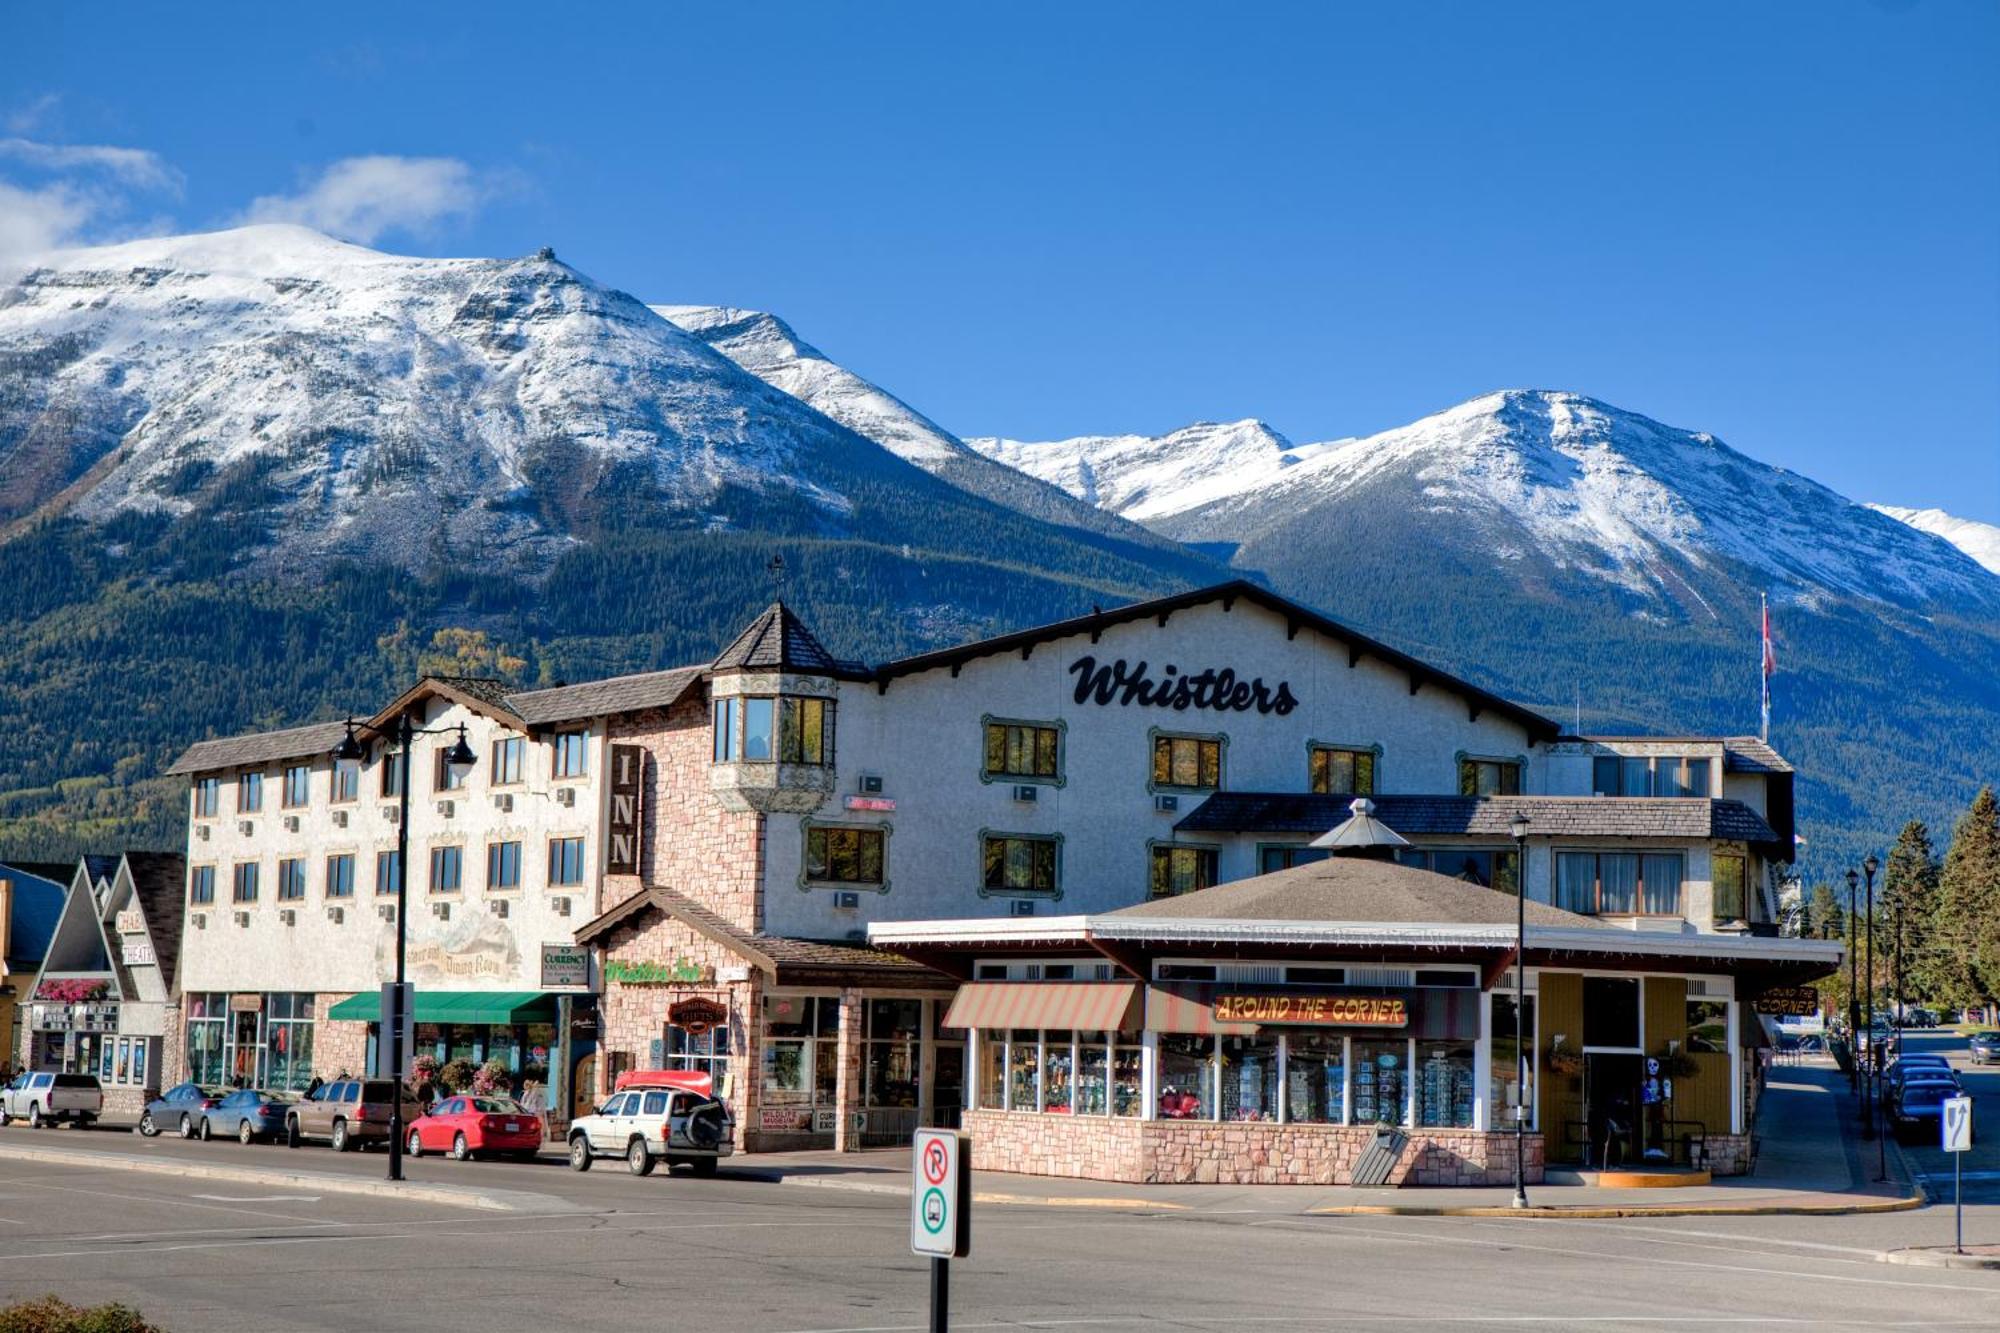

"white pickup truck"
[0, 1072, 104, 1127]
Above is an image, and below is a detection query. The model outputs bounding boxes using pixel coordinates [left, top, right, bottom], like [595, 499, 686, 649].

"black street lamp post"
[1845, 868, 1860, 1099]
[332, 713, 476, 1183]
[1510, 812, 1531, 1210]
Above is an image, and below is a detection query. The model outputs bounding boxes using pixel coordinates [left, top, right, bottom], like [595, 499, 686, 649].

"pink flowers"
[35, 978, 109, 1003]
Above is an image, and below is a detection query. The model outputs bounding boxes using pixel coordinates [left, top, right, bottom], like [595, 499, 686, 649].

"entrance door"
[230, 1010, 261, 1086]
[1583, 1053, 1642, 1169]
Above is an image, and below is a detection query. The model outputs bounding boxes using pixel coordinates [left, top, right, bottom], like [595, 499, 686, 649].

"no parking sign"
[911, 1128, 971, 1259]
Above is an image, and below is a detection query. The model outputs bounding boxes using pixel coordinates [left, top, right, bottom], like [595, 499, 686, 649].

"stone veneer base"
[962, 1109, 1546, 1186]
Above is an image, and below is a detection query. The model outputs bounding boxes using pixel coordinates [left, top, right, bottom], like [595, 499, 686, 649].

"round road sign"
[921, 1187, 948, 1234]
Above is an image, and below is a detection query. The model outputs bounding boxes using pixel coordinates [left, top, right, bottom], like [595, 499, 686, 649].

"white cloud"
[0, 137, 182, 192]
[0, 179, 92, 266]
[242, 155, 492, 243]
[5, 94, 60, 135]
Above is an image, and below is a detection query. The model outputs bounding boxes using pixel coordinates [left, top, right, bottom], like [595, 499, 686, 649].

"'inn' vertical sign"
[606, 743, 643, 875]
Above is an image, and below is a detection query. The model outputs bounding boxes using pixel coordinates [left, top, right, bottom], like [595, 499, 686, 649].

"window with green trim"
[1150, 844, 1219, 899]
[983, 834, 1059, 894]
[807, 825, 885, 885]
[984, 721, 1060, 780]
[1458, 757, 1521, 796]
[1153, 734, 1221, 790]
[1309, 746, 1376, 795]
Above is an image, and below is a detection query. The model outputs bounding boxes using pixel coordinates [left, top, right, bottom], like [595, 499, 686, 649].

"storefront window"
[865, 999, 921, 1109]
[1351, 1038, 1408, 1126]
[1158, 1034, 1214, 1120]
[1041, 1030, 1076, 1113]
[1112, 1041, 1143, 1117]
[1076, 1033, 1109, 1116]
[666, 1022, 731, 1082]
[1490, 993, 1536, 1130]
[978, 1032, 1006, 1110]
[1582, 978, 1641, 1048]
[185, 993, 227, 1086]
[264, 993, 316, 1092]
[761, 995, 839, 1131]
[1220, 1033, 1280, 1121]
[1008, 1029, 1041, 1111]
[1285, 1031, 1346, 1124]
[1418, 1043, 1475, 1128]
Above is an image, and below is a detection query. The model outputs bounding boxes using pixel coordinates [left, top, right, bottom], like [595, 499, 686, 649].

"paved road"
[2, 1143, 1998, 1330]
[1884, 1029, 2000, 1205]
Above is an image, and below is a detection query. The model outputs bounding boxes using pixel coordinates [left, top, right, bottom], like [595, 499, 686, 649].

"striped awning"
[942, 982, 1141, 1033]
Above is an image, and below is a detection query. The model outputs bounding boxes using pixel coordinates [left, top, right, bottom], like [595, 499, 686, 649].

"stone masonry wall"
[963, 1110, 1545, 1186]
[607, 698, 765, 932]
[316, 994, 368, 1082]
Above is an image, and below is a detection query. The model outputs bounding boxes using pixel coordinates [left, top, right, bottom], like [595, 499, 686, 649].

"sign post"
[1943, 1094, 1972, 1254]
[911, 1128, 970, 1333]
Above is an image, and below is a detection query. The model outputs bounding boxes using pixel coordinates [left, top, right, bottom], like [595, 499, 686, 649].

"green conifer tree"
[1934, 788, 2000, 1011]
[1881, 820, 1941, 1005]
[1807, 882, 1844, 942]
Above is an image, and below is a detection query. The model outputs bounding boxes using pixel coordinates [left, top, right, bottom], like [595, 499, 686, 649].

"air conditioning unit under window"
[325, 905, 345, 924]
[1012, 785, 1039, 803]
[858, 774, 884, 795]
[435, 799, 455, 818]
[382, 805, 400, 825]
[492, 793, 514, 813]
[377, 903, 397, 923]
[488, 898, 510, 918]
[1153, 794, 1179, 813]
[331, 809, 348, 828]
[283, 815, 301, 833]
[232, 911, 250, 928]
[555, 787, 577, 808]
[433, 902, 451, 920]
[279, 908, 297, 927]
[1009, 899, 1037, 917]
[195, 825, 211, 841]
[192, 914, 208, 931]
[553, 896, 572, 917]
[832, 891, 861, 911]
[238, 820, 255, 836]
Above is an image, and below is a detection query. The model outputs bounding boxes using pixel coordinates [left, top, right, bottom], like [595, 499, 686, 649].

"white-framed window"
[488, 840, 522, 891]
[325, 854, 355, 899]
[429, 845, 464, 894]
[282, 764, 311, 809]
[547, 837, 586, 886]
[553, 732, 589, 779]
[237, 772, 264, 813]
[193, 777, 220, 818]
[491, 736, 525, 786]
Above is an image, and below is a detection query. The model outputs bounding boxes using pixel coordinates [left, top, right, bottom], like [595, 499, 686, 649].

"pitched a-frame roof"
[111, 852, 187, 996]
[32, 859, 122, 993]
[869, 579, 1561, 740]
[710, 603, 868, 677]
[363, 675, 525, 734]
[572, 885, 934, 982]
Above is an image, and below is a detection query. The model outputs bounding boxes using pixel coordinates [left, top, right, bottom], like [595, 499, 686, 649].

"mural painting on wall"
[377, 912, 523, 984]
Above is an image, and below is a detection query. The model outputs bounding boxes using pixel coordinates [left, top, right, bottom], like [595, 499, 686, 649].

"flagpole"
[1760, 592, 1772, 744]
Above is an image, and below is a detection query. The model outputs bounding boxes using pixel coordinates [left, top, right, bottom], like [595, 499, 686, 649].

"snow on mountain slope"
[0, 226, 971, 571]
[655, 304, 1175, 546]
[967, 420, 1341, 523]
[1013, 391, 1997, 610]
[1869, 505, 2000, 576]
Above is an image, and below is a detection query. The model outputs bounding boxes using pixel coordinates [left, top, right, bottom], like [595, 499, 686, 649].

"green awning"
[324, 990, 561, 1026]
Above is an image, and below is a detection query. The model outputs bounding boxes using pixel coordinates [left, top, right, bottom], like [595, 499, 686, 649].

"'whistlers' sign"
[1068, 656, 1299, 716]
[1213, 994, 1408, 1027]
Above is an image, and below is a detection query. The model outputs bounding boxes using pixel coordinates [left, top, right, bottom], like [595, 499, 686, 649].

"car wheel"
[180, 1114, 195, 1140]
[691, 1156, 718, 1178]
[626, 1137, 655, 1176]
[139, 1111, 157, 1137]
[451, 1133, 472, 1162]
[567, 1136, 593, 1172]
[76, 1114, 94, 1128]
[407, 1128, 424, 1157]
[286, 1117, 301, 1149]
[199, 1117, 212, 1142]
[239, 1119, 255, 1145]
[330, 1119, 350, 1152]
[28, 1104, 45, 1129]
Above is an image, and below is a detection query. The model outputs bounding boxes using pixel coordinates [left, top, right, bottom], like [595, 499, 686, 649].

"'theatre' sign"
[1212, 994, 1408, 1027]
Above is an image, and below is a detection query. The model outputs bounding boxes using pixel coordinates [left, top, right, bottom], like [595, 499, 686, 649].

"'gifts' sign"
[606, 743, 643, 876]
[1212, 994, 1408, 1027]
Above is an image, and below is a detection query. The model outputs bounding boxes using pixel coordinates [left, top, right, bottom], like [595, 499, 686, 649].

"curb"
[1880, 1247, 2000, 1271]
[0, 1142, 578, 1214]
[1308, 1194, 1925, 1219]
[767, 1173, 1189, 1210]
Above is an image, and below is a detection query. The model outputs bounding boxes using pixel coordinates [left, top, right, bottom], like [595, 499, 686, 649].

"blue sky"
[6, 1, 1997, 520]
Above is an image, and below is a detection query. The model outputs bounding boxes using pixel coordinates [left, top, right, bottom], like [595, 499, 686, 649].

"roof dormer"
[706, 602, 855, 814]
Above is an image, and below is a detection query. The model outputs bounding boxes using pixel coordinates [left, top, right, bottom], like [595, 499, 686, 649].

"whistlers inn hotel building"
[161, 581, 1837, 1184]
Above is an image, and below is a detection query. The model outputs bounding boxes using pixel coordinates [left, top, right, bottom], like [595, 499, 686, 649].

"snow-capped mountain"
[653, 305, 1171, 545]
[996, 391, 1999, 613]
[1870, 505, 2000, 576]
[968, 420, 1340, 523]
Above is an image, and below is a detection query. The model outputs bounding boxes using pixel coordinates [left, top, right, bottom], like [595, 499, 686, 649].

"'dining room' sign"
[1213, 994, 1408, 1027]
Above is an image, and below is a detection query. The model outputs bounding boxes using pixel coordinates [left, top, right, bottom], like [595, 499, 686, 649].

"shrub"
[0, 1295, 164, 1333]
[471, 1058, 512, 1096]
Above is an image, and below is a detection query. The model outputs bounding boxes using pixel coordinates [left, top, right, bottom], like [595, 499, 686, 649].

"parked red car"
[404, 1096, 544, 1162]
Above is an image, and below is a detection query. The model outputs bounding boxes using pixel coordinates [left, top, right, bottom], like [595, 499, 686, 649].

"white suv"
[567, 1082, 733, 1176]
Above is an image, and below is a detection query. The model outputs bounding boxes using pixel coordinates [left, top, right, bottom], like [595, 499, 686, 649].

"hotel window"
[325, 854, 355, 899]
[741, 699, 775, 762]
[282, 764, 311, 809]
[1259, 845, 1333, 874]
[1593, 754, 1715, 797]
[1152, 733, 1222, 791]
[1712, 853, 1748, 923]
[712, 698, 740, 762]
[488, 840, 522, 891]
[381, 750, 404, 798]
[1686, 999, 1729, 1053]
[491, 736, 525, 786]
[777, 697, 833, 765]
[189, 865, 216, 905]
[193, 777, 220, 818]
[1395, 847, 1519, 894]
[1308, 744, 1376, 795]
[553, 731, 589, 779]
[1149, 843, 1219, 899]
[231, 862, 259, 903]
[805, 825, 885, 886]
[982, 833, 1059, 896]
[984, 720, 1061, 782]
[1554, 851, 1683, 915]
[547, 837, 585, 887]
[434, 746, 469, 792]
[277, 858, 307, 901]
[429, 845, 464, 894]
[375, 849, 401, 896]
[238, 772, 264, 813]
[331, 758, 359, 803]
[1457, 757, 1521, 796]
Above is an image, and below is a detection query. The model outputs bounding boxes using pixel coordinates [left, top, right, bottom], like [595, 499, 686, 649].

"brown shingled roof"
[710, 603, 863, 676]
[574, 885, 936, 980]
[118, 851, 187, 995]
[507, 665, 708, 727]
[164, 720, 352, 777]
[1102, 855, 1610, 928]
[1175, 792, 1780, 847]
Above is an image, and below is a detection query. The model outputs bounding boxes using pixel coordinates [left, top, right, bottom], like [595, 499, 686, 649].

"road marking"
[189, 1193, 321, 1203]
[771, 1321, 2000, 1332]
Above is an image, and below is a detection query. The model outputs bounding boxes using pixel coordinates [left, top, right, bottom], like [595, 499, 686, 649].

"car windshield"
[1903, 1088, 1947, 1108]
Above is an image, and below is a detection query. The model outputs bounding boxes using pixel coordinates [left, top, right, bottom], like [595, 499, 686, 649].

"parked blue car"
[199, 1088, 295, 1144]
[140, 1082, 228, 1139]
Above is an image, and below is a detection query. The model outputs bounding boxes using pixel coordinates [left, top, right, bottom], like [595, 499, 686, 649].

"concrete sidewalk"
[733, 1061, 1923, 1217]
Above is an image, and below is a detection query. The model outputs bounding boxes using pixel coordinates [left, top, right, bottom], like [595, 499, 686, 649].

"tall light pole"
[1845, 868, 1860, 1100]
[333, 713, 476, 1183]
[1863, 853, 1882, 1172]
[1509, 811, 1531, 1210]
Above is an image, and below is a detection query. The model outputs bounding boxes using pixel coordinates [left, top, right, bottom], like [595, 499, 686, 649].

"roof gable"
[711, 602, 861, 676]
[364, 675, 524, 734]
